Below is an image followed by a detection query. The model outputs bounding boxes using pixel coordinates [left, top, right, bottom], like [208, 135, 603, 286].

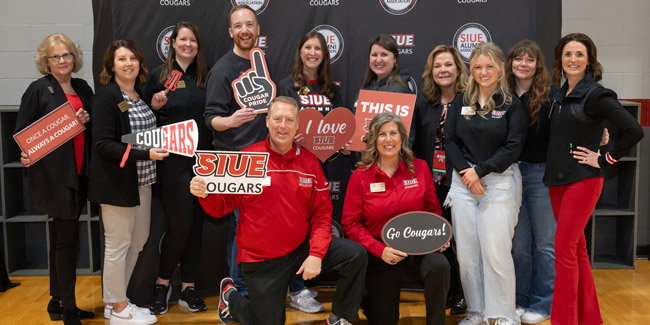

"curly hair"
[463, 42, 512, 119]
[99, 40, 148, 85]
[356, 112, 415, 175]
[551, 33, 603, 84]
[422, 45, 468, 102]
[34, 33, 83, 75]
[506, 40, 551, 127]
[289, 32, 337, 100]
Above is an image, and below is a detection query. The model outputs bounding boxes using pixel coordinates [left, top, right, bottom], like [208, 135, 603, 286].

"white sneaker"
[515, 306, 526, 318]
[110, 302, 158, 325]
[458, 312, 488, 325]
[288, 288, 324, 313]
[493, 317, 521, 325]
[520, 311, 549, 324]
[105, 304, 113, 319]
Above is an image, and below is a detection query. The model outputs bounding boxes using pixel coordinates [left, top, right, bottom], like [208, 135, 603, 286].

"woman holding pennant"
[142, 21, 212, 315]
[15, 33, 93, 325]
[342, 112, 450, 325]
[89, 39, 168, 325]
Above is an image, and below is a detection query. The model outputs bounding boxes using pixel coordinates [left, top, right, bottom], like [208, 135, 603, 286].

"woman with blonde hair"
[445, 42, 527, 325]
[16, 33, 93, 325]
[410, 44, 468, 315]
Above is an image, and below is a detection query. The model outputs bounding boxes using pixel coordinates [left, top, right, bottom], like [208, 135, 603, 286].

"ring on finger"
[390, 259, 396, 264]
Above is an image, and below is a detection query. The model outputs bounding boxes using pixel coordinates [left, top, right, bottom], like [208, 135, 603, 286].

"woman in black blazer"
[88, 40, 167, 325]
[15, 33, 93, 325]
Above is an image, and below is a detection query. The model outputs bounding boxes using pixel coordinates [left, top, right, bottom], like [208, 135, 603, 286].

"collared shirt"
[342, 159, 442, 258]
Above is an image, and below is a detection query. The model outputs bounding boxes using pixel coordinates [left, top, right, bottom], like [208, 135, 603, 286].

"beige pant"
[101, 186, 152, 303]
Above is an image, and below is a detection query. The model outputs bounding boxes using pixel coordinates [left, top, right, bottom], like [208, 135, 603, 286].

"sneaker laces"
[219, 300, 231, 318]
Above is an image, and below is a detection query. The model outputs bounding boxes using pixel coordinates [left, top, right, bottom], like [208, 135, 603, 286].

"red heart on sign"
[298, 108, 356, 162]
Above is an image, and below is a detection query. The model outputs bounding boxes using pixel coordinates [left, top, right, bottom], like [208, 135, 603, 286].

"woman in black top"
[359, 34, 413, 96]
[505, 40, 555, 324]
[142, 21, 211, 315]
[16, 33, 93, 325]
[545, 33, 643, 325]
[445, 42, 527, 325]
[410, 44, 468, 315]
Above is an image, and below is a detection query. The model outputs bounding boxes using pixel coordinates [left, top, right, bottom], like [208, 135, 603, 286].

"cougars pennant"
[121, 119, 198, 157]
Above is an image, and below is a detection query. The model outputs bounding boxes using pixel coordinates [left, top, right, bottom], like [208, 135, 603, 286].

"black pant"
[157, 156, 205, 283]
[49, 217, 80, 309]
[230, 237, 367, 325]
[435, 184, 464, 301]
[365, 251, 450, 325]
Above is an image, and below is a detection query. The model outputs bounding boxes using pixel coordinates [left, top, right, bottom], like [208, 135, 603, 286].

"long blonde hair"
[463, 42, 512, 119]
[356, 112, 415, 175]
[422, 45, 468, 102]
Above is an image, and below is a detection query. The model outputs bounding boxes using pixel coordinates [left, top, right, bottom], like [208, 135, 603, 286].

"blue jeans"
[449, 164, 521, 322]
[512, 162, 556, 316]
[228, 209, 307, 295]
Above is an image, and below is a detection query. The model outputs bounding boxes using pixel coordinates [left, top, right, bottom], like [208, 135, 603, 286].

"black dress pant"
[436, 183, 464, 301]
[365, 251, 450, 325]
[49, 217, 80, 309]
[157, 156, 205, 283]
[230, 237, 368, 325]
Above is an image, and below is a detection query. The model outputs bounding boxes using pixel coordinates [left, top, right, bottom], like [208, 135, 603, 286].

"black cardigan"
[410, 94, 447, 172]
[15, 75, 93, 219]
[87, 82, 152, 207]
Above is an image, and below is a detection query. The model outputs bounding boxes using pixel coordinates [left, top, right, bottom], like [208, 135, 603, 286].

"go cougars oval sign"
[381, 211, 452, 255]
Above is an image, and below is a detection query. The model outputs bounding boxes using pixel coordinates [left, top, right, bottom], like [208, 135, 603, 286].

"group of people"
[17, 3, 643, 325]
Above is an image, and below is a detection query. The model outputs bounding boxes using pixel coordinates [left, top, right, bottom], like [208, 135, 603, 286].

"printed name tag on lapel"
[177, 80, 186, 88]
[370, 182, 386, 193]
[460, 106, 474, 116]
[118, 101, 130, 112]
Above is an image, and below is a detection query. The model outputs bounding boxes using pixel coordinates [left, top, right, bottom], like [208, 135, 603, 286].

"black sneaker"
[450, 297, 468, 316]
[149, 284, 171, 314]
[179, 286, 207, 312]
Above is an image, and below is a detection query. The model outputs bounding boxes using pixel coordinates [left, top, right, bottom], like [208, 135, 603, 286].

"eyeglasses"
[49, 53, 73, 62]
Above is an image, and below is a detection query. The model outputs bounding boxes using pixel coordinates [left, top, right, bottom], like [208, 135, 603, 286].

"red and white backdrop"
[92, 0, 561, 301]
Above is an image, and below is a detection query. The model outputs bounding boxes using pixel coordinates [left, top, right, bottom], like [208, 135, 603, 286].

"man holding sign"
[191, 97, 366, 325]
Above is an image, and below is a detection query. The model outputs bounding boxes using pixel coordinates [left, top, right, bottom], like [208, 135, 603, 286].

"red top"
[199, 138, 333, 263]
[342, 158, 442, 258]
[65, 93, 84, 174]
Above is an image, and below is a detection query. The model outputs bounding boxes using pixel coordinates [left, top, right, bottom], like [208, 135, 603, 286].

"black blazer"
[88, 82, 151, 207]
[410, 94, 447, 174]
[15, 75, 93, 219]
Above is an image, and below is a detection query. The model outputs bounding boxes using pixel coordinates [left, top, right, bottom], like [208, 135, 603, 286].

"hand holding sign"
[152, 70, 183, 110]
[381, 211, 452, 255]
[232, 48, 276, 113]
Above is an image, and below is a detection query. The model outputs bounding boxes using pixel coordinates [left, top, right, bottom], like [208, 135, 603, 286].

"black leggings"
[49, 217, 80, 309]
[157, 156, 206, 283]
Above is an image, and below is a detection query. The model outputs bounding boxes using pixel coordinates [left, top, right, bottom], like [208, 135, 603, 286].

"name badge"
[118, 101, 130, 112]
[370, 182, 385, 193]
[432, 150, 446, 173]
[177, 80, 186, 88]
[460, 106, 474, 116]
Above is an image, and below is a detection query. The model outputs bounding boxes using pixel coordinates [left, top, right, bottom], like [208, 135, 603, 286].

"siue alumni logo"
[453, 22, 492, 62]
[311, 25, 344, 63]
[156, 25, 175, 62]
[379, 0, 417, 15]
[231, 0, 269, 14]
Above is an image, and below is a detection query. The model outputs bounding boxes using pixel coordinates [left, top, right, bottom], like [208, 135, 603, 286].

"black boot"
[63, 309, 82, 325]
[48, 298, 64, 321]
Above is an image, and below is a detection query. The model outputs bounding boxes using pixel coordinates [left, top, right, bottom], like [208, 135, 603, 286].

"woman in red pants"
[545, 33, 643, 325]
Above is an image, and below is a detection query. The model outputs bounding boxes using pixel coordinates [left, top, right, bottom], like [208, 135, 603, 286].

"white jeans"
[101, 185, 152, 303]
[448, 164, 521, 321]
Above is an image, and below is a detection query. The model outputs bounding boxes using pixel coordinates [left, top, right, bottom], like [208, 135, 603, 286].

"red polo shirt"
[342, 158, 441, 258]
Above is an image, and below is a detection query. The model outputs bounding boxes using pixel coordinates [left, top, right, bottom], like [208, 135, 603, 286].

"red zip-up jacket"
[199, 138, 332, 263]
[342, 159, 442, 258]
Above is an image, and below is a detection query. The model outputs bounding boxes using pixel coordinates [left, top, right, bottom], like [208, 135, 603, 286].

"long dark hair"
[159, 21, 208, 88]
[551, 33, 603, 84]
[506, 40, 551, 127]
[290, 32, 337, 100]
[362, 34, 406, 89]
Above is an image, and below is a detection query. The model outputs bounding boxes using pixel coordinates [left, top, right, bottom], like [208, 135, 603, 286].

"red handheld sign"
[164, 70, 183, 91]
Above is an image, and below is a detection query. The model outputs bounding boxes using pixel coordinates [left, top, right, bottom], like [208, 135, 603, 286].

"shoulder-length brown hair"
[290, 31, 337, 100]
[362, 34, 406, 89]
[463, 42, 512, 119]
[356, 112, 415, 175]
[506, 40, 551, 127]
[159, 21, 209, 88]
[421, 45, 468, 102]
[551, 33, 603, 84]
[34, 33, 83, 75]
[99, 40, 148, 85]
